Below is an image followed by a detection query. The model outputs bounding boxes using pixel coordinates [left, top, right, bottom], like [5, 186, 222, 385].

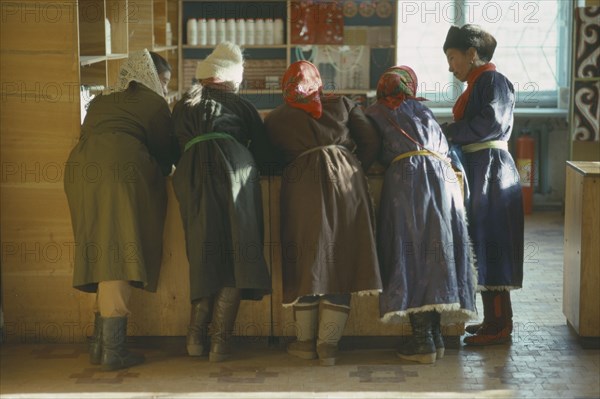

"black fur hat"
[443, 24, 497, 62]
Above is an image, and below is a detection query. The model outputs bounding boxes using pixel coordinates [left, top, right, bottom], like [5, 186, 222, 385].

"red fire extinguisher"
[516, 130, 535, 215]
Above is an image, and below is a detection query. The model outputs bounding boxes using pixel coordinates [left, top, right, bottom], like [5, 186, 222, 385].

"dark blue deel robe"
[445, 70, 524, 290]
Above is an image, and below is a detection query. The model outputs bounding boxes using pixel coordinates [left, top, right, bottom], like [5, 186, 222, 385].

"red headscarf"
[376, 65, 426, 109]
[452, 63, 496, 121]
[282, 61, 323, 119]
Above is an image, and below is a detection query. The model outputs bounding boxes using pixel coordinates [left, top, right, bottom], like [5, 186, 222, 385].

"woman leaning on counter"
[264, 61, 382, 366]
[365, 65, 477, 364]
[171, 42, 274, 363]
[64, 50, 177, 371]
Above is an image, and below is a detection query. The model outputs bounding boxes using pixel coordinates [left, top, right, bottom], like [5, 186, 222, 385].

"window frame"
[395, 0, 573, 109]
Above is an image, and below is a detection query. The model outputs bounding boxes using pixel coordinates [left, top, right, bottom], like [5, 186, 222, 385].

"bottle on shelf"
[245, 19, 255, 45]
[265, 18, 274, 45]
[187, 18, 198, 46]
[226, 19, 236, 43]
[255, 18, 264, 45]
[216, 19, 226, 44]
[236, 19, 246, 46]
[207, 19, 217, 46]
[198, 18, 207, 46]
[166, 22, 172, 46]
[105, 18, 111, 54]
[274, 19, 284, 45]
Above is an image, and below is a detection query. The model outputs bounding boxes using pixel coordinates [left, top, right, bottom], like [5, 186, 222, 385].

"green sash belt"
[184, 132, 234, 152]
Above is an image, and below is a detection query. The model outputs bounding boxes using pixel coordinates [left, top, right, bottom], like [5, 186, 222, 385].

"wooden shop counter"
[563, 161, 600, 347]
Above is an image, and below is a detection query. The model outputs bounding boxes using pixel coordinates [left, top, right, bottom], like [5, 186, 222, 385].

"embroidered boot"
[287, 302, 318, 359]
[464, 290, 513, 346]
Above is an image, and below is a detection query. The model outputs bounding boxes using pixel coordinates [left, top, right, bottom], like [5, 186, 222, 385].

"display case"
[180, 0, 397, 110]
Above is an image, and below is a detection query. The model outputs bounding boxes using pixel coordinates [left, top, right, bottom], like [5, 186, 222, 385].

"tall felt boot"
[316, 301, 350, 366]
[431, 311, 445, 359]
[464, 290, 513, 346]
[287, 302, 319, 360]
[100, 316, 145, 371]
[397, 312, 437, 364]
[89, 312, 102, 365]
[209, 287, 241, 362]
[186, 296, 214, 356]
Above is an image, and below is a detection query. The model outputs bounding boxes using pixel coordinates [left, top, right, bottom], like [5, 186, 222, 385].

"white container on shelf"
[264, 18, 274, 45]
[186, 18, 197, 46]
[197, 18, 207, 46]
[274, 19, 284, 44]
[255, 18, 264, 45]
[216, 18, 226, 44]
[236, 19, 246, 46]
[166, 22, 172, 46]
[207, 18, 217, 45]
[226, 19, 236, 43]
[105, 18, 111, 54]
[245, 19, 255, 45]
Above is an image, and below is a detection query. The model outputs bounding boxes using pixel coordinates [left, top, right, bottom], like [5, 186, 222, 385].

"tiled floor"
[1, 212, 599, 399]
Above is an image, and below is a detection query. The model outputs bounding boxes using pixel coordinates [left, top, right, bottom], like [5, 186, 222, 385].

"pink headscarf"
[282, 61, 323, 119]
[376, 65, 426, 109]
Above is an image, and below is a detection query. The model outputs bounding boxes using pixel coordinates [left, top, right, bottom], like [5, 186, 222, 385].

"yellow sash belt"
[462, 140, 508, 154]
[392, 149, 449, 164]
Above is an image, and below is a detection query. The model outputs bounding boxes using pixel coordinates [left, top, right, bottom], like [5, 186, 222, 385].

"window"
[396, 0, 572, 108]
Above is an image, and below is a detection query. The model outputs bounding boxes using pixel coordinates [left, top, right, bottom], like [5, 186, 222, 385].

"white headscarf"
[195, 42, 244, 90]
[103, 49, 165, 98]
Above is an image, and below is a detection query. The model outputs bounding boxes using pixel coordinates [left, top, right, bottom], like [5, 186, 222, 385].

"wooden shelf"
[106, 53, 128, 60]
[78, 0, 181, 94]
[80, 55, 106, 66]
[154, 45, 179, 52]
[183, 44, 288, 50]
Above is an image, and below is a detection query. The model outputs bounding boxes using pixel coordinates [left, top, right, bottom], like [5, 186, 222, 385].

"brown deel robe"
[265, 95, 382, 305]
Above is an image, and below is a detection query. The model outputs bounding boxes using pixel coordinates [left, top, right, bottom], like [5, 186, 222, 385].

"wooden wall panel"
[79, 0, 106, 56]
[0, 1, 79, 53]
[1, 0, 81, 343]
[128, 1, 153, 51]
[2, 274, 94, 344]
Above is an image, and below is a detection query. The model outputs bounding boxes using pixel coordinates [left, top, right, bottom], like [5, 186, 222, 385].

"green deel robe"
[64, 83, 177, 292]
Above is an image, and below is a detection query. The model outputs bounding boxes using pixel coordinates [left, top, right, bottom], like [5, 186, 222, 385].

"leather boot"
[316, 301, 350, 366]
[187, 296, 214, 356]
[397, 312, 436, 364]
[464, 290, 513, 346]
[287, 302, 318, 360]
[431, 311, 445, 359]
[465, 323, 482, 334]
[465, 291, 486, 334]
[100, 316, 145, 371]
[89, 312, 102, 365]
[209, 287, 241, 362]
